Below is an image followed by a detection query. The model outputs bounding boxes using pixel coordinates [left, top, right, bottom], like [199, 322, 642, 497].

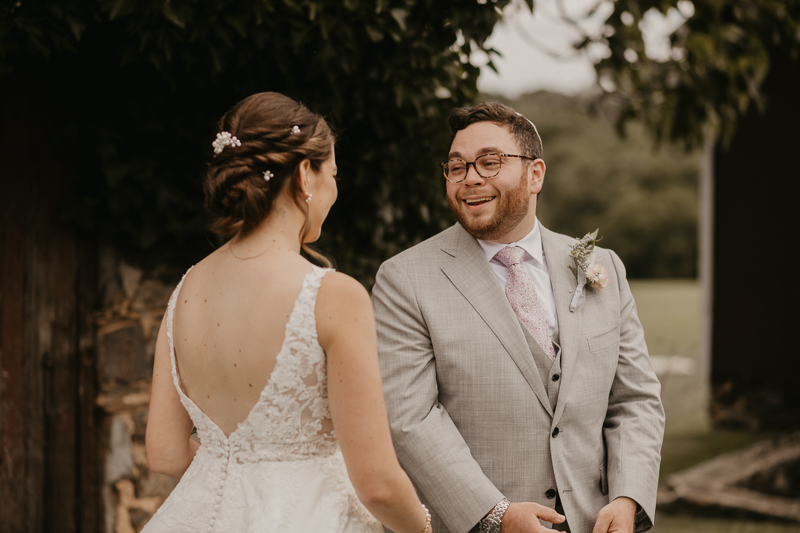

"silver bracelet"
[479, 498, 510, 533]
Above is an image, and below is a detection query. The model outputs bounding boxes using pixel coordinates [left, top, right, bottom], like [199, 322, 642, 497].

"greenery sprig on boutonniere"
[568, 229, 609, 311]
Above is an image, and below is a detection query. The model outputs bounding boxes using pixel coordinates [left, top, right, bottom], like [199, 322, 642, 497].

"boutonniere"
[568, 229, 609, 312]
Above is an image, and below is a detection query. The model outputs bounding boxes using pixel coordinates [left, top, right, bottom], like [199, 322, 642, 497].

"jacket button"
[545, 489, 557, 499]
[552, 427, 560, 438]
[551, 374, 560, 382]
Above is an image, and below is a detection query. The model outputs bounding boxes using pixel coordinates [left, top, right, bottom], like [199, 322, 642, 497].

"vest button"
[552, 427, 559, 438]
[551, 374, 560, 382]
[545, 489, 557, 499]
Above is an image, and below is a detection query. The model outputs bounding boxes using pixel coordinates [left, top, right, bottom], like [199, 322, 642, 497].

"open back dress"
[142, 266, 382, 533]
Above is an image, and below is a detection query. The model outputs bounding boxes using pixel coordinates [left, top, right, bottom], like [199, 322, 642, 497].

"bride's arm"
[317, 272, 430, 533]
[145, 312, 200, 478]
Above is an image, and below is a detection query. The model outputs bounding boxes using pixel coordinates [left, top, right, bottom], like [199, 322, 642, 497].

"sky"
[477, 0, 692, 98]
[477, 0, 598, 97]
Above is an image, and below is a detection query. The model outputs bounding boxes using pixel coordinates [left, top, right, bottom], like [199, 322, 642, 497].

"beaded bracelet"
[420, 503, 432, 533]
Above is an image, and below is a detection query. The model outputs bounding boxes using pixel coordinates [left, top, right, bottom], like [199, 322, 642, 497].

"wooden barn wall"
[0, 78, 98, 532]
[711, 48, 800, 428]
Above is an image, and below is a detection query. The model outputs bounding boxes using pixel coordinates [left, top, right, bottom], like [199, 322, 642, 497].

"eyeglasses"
[440, 153, 538, 183]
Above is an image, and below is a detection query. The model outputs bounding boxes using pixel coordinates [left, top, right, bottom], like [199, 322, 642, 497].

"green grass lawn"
[628, 279, 700, 357]
[629, 279, 709, 436]
[627, 280, 799, 532]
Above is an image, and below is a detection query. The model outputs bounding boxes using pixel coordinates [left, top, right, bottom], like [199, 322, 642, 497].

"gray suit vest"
[516, 319, 569, 531]
[519, 320, 562, 410]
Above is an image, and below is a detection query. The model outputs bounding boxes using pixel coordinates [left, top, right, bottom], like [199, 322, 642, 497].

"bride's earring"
[305, 193, 313, 203]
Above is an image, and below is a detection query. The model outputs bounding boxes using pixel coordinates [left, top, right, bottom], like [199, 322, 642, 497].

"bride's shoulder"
[317, 271, 371, 314]
[315, 272, 374, 347]
[318, 271, 369, 303]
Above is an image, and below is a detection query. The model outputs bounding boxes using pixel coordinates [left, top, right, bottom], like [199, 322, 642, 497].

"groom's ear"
[529, 158, 546, 195]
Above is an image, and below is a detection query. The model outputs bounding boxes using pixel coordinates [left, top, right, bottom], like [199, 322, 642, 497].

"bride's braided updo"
[204, 92, 334, 240]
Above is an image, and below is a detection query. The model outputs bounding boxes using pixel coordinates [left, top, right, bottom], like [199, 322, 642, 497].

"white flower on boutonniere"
[568, 229, 609, 312]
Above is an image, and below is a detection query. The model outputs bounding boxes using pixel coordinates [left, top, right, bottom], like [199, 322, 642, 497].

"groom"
[373, 102, 664, 533]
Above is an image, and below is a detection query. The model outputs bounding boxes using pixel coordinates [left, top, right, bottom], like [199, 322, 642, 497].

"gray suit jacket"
[373, 223, 665, 533]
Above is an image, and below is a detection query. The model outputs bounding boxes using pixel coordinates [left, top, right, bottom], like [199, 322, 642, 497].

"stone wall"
[95, 249, 182, 532]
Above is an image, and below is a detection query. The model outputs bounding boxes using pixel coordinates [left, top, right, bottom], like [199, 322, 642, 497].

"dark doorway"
[711, 47, 800, 430]
[0, 78, 99, 533]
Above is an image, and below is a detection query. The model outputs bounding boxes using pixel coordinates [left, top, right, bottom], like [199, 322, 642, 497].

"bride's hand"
[501, 502, 565, 533]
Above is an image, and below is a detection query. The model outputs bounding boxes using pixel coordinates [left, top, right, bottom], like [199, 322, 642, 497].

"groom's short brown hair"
[448, 102, 543, 160]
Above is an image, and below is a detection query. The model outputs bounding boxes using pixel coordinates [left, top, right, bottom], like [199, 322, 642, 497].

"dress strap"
[283, 265, 333, 341]
[166, 266, 194, 403]
[306, 265, 333, 294]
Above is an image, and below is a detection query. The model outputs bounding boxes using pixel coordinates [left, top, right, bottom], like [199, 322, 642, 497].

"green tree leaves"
[593, 0, 800, 148]
[505, 91, 700, 278]
[1, 0, 510, 283]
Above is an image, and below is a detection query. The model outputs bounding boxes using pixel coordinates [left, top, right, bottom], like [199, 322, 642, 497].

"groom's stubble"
[448, 166, 532, 242]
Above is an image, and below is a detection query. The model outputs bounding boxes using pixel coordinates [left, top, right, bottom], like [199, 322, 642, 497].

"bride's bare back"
[145, 92, 429, 533]
[172, 248, 313, 437]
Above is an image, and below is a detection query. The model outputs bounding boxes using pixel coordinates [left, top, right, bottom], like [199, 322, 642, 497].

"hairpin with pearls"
[212, 131, 241, 155]
[291, 125, 301, 135]
[263, 170, 274, 182]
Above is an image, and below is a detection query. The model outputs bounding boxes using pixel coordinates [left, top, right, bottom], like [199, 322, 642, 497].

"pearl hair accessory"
[212, 131, 241, 155]
[291, 125, 301, 135]
[263, 170, 274, 181]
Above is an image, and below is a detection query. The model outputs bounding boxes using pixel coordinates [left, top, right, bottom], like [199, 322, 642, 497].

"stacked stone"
[95, 249, 181, 532]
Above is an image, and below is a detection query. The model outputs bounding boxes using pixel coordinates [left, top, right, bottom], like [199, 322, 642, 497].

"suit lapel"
[541, 226, 582, 425]
[440, 224, 553, 417]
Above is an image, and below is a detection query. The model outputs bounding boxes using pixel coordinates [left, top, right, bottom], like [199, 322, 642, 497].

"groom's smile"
[446, 121, 544, 243]
[462, 194, 496, 208]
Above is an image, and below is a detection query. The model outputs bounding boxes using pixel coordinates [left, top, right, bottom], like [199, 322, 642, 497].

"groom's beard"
[448, 168, 530, 241]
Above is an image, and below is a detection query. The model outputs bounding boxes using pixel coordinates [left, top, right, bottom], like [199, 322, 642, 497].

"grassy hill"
[485, 91, 701, 278]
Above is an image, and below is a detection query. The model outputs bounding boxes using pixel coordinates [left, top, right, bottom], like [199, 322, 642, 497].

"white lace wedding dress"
[143, 265, 382, 533]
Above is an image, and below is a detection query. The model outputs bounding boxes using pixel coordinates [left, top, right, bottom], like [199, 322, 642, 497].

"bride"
[142, 92, 430, 533]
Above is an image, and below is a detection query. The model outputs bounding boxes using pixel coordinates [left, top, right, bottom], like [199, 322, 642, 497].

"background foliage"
[587, 0, 800, 148]
[503, 91, 699, 278]
[1, 0, 517, 285]
[5, 0, 792, 282]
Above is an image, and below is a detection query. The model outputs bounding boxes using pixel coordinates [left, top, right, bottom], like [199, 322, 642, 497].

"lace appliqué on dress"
[144, 266, 382, 533]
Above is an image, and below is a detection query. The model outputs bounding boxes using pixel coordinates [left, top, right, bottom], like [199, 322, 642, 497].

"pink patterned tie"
[494, 246, 556, 361]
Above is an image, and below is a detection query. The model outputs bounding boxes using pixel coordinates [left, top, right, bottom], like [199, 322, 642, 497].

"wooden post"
[0, 76, 98, 533]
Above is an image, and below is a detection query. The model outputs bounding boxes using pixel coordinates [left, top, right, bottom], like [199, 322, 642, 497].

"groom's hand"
[592, 496, 636, 533]
[501, 502, 565, 533]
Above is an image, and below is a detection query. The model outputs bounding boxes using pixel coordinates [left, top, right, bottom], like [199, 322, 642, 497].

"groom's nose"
[463, 164, 485, 186]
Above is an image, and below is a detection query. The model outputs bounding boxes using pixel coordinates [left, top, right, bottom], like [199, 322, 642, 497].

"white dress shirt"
[477, 218, 557, 337]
